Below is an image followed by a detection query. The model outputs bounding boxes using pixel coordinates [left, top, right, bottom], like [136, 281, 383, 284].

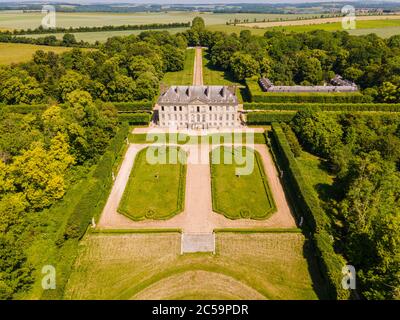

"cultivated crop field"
[16, 27, 189, 43]
[64, 232, 324, 300]
[0, 43, 72, 65]
[211, 146, 276, 220]
[118, 146, 186, 221]
[0, 11, 317, 30]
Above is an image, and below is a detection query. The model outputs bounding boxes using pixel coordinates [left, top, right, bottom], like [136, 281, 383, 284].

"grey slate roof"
[158, 86, 238, 105]
[259, 75, 358, 93]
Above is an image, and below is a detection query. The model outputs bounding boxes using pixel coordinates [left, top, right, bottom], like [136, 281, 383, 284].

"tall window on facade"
[197, 106, 200, 112]
[161, 106, 164, 111]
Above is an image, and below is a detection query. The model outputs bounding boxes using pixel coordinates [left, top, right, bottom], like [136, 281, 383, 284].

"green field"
[267, 19, 400, 33]
[118, 146, 186, 221]
[208, 18, 400, 38]
[0, 42, 72, 65]
[162, 48, 195, 85]
[0, 11, 317, 30]
[64, 232, 324, 299]
[210, 146, 276, 220]
[16, 27, 188, 44]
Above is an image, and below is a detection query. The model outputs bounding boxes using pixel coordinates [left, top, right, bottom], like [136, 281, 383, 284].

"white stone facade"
[157, 86, 240, 129]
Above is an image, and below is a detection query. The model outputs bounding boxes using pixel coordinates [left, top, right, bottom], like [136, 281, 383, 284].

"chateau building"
[259, 75, 358, 93]
[156, 85, 240, 129]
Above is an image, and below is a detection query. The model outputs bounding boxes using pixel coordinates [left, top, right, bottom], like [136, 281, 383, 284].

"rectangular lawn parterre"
[210, 146, 276, 220]
[118, 146, 186, 220]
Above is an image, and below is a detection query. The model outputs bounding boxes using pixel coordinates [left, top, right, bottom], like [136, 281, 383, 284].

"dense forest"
[289, 110, 400, 299]
[0, 31, 187, 104]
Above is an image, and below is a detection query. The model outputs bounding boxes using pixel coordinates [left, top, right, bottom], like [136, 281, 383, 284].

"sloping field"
[64, 232, 324, 300]
[0, 43, 72, 65]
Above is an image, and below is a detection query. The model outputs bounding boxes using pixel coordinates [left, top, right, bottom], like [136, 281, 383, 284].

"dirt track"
[239, 14, 400, 28]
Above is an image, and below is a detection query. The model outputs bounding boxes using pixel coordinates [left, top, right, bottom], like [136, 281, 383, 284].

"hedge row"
[117, 112, 152, 124]
[244, 102, 400, 112]
[271, 123, 349, 300]
[61, 122, 130, 241]
[246, 77, 372, 103]
[246, 112, 296, 124]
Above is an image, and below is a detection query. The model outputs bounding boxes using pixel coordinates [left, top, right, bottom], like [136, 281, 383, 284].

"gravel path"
[193, 46, 203, 85]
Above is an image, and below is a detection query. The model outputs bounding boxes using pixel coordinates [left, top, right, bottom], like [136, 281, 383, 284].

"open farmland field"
[162, 48, 195, 86]
[16, 27, 189, 43]
[0, 11, 317, 30]
[238, 14, 400, 28]
[0, 43, 72, 65]
[64, 232, 324, 300]
[208, 15, 400, 38]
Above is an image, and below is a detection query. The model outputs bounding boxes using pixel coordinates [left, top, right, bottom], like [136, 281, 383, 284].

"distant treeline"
[3, 22, 191, 36]
[226, 14, 338, 25]
[0, 33, 93, 48]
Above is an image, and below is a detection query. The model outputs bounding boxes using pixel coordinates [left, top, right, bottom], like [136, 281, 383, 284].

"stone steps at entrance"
[181, 233, 215, 254]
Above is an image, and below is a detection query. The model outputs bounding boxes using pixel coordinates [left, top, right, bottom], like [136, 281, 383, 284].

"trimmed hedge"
[247, 111, 296, 124]
[114, 101, 153, 112]
[271, 123, 349, 300]
[61, 122, 130, 241]
[117, 112, 152, 124]
[246, 77, 372, 103]
[244, 102, 400, 112]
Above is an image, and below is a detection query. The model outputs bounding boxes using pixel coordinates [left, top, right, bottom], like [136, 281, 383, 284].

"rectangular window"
[209, 106, 212, 111]
[174, 106, 177, 111]
[179, 106, 182, 111]
[161, 106, 164, 111]
[197, 106, 200, 112]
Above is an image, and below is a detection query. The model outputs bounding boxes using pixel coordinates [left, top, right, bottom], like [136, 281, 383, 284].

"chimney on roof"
[160, 83, 168, 95]
[227, 85, 236, 96]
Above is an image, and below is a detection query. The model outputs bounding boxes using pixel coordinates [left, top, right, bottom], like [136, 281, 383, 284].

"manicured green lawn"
[162, 48, 195, 85]
[118, 146, 186, 220]
[210, 146, 276, 219]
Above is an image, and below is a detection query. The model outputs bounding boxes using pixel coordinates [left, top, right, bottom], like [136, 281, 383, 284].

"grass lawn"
[0, 43, 72, 65]
[118, 146, 186, 220]
[210, 146, 276, 220]
[64, 232, 325, 300]
[162, 48, 195, 86]
[295, 150, 335, 203]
